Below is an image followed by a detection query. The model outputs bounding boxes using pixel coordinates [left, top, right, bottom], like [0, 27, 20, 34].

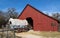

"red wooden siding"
[18, 4, 58, 31]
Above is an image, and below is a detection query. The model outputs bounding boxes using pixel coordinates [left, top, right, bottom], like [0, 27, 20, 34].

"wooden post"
[13, 27, 15, 38]
[6, 25, 9, 38]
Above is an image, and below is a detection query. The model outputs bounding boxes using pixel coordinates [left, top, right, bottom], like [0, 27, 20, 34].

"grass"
[0, 31, 22, 38]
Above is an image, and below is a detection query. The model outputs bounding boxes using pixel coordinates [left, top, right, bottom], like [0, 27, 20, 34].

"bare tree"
[7, 8, 18, 19]
[0, 11, 6, 28]
[0, 8, 19, 28]
[52, 13, 60, 21]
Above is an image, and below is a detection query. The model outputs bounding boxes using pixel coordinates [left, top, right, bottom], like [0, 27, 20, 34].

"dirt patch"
[15, 30, 60, 38]
[16, 33, 42, 38]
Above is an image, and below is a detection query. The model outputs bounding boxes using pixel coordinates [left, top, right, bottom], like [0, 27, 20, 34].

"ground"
[0, 29, 60, 38]
[16, 32, 42, 38]
[15, 30, 60, 38]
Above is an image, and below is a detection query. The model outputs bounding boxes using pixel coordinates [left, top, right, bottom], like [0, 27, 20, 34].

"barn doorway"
[26, 17, 33, 29]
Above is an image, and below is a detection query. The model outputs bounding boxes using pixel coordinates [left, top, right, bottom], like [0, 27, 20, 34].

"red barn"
[18, 4, 59, 31]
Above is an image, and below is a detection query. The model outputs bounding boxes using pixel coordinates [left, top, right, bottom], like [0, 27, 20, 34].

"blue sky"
[0, 0, 60, 15]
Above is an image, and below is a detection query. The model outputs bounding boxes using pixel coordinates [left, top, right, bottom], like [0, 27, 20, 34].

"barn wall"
[18, 5, 58, 31]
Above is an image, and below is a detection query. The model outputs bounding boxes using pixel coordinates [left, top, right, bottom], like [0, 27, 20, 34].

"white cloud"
[1, 8, 8, 12]
[42, 11, 60, 16]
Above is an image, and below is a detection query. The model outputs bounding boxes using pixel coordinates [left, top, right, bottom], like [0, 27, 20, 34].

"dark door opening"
[26, 17, 33, 29]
